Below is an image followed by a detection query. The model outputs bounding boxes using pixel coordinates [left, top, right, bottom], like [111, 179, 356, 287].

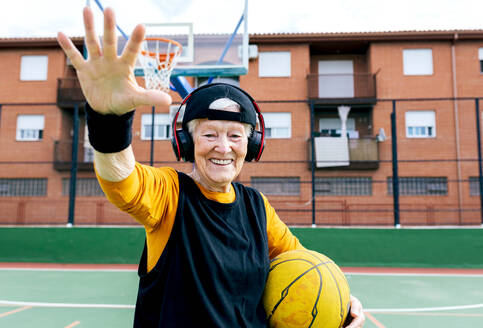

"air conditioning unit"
[238, 44, 259, 60]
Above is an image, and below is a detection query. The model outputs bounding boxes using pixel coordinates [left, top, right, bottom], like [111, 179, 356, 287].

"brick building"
[1, 30, 483, 226]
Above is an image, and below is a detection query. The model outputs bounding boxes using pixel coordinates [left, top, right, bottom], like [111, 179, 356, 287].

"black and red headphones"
[170, 83, 265, 162]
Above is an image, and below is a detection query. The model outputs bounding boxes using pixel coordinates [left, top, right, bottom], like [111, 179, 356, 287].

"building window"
[317, 60, 354, 98]
[258, 51, 291, 77]
[83, 147, 95, 163]
[479, 48, 483, 73]
[141, 113, 171, 140]
[405, 111, 436, 138]
[0, 178, 47, 196]
[251, 177, 300, 196]
[263, 113, 291, 138]
[62, 178, 104, 196]
[83, 125, 95, 162]
[387, 177, 447, 196]
[20, 55, 48, 81]
[319, 118, 357, 138]
[469, 177, 483, 196]
[315, 177, 372, 196]
[403, 49, 433, 76]
[16, 114, 44, 141]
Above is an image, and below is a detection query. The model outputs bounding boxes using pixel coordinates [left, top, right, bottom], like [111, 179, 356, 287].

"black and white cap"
[181, 83, 258, 132]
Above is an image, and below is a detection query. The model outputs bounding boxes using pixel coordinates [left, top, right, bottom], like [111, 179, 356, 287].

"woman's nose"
[214, 135, 231, 153]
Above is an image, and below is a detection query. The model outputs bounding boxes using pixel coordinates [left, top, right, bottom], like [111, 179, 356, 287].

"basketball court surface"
[1, 264, 482, 328]
[3, 1, 482, 327]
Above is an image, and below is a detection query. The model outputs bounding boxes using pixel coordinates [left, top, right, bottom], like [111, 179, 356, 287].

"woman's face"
[191, 119, 248, 193]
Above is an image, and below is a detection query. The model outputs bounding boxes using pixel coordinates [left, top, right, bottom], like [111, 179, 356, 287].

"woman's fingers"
[345, 295, 365, 328]
[136, 89, 173, 108]
[58, 7, 172, 114]
[83, 7, 102, 59]
[102, 7, 118, 59]
[121, 24, 145, 67]
[56, 32, 85, 70]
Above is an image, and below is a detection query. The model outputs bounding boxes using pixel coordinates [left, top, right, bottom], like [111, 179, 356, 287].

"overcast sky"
[2, 0, 483, 38]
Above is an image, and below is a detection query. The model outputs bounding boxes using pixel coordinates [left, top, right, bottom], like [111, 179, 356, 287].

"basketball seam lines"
[300, 250, 349, 328]
[268, 258, 328, 327]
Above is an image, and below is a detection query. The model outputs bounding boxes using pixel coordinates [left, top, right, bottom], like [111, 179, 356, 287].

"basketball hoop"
[139, 37, 183, 92]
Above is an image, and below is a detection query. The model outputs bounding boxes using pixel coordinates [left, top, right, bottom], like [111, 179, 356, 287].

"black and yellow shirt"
[97, 163, 303, 327]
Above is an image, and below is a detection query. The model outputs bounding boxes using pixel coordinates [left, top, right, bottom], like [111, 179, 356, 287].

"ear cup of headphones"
[171, 130, 194, 162]
[246, 130, 265, 162]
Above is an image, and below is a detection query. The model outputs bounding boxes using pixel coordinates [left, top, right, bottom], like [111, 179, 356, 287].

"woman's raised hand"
[57, 7, 172, 116]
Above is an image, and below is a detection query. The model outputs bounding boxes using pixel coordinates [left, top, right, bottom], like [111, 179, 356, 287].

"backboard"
[135, 1, 249, 78]
[89, 0, 249, 95]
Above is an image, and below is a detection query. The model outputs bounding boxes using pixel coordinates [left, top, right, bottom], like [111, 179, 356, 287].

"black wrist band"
[85, 104, 135, 153]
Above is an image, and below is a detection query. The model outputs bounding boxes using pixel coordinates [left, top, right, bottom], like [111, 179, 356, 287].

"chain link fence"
[1, 97, 483, 226]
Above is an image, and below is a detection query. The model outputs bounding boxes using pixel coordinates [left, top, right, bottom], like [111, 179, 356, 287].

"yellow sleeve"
[96, 163, 179, 232]
[262, 193, 305, 260]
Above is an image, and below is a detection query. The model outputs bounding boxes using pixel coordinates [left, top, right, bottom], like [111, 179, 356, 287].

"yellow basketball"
[263, 249, 351, 328]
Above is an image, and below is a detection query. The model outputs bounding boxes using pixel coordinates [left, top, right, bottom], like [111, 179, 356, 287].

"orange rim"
[140, 37, 183, 62]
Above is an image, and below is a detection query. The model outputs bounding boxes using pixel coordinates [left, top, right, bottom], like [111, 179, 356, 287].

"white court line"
[2, 268, 483, 276]
[2, 299, 482, 314]
[0, 300, 134, 309]
[366, 303, 483, 313]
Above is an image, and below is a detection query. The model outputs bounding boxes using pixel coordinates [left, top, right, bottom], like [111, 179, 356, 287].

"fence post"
[67, 103, 80, 226]
[475, 98, 483, 226]
[150, 105, 155, 166]
[309, 101, 316, 227]
[391, 100, 401, 228]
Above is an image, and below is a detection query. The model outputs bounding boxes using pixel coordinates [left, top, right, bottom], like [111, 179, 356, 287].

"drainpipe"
[451, 32, 463, 224]
[391, 100, 400, 228]
[67, 103, 80, 226]
[309, 101, 316, 227]
[475, 99, 483, 226]
[150, 106, 155, 166]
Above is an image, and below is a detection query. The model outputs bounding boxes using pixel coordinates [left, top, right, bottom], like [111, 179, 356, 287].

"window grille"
[62, 178, 104, 197]
[315, 177, 372, 196]
[387, 177, 447, 196]
[251, 177, 300, 196]
[469, 177, 482, 196]
[0, 178, 47, 196]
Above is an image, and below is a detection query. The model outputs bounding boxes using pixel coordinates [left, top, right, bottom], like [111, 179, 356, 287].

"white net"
[139, 38, 182, 92]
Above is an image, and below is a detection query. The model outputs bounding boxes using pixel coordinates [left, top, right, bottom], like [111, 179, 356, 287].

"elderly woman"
[57, 7, 365, 328]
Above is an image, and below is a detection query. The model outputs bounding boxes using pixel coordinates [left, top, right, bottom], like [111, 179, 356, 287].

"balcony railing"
[53, 140, 94, 171]
[312, 136, 379, 170]
[307, 73, 376, 103]
[57, 77, 85, 107]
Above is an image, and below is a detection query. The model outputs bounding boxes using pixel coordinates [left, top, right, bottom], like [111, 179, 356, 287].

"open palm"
[57, 7, 171, 116]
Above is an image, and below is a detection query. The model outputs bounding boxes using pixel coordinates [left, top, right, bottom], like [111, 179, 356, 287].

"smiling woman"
[56, 6, 364, 327]
[189, 118, 248, 193]
[186, 97, 253, 193]
[89, 82, 313, 327]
